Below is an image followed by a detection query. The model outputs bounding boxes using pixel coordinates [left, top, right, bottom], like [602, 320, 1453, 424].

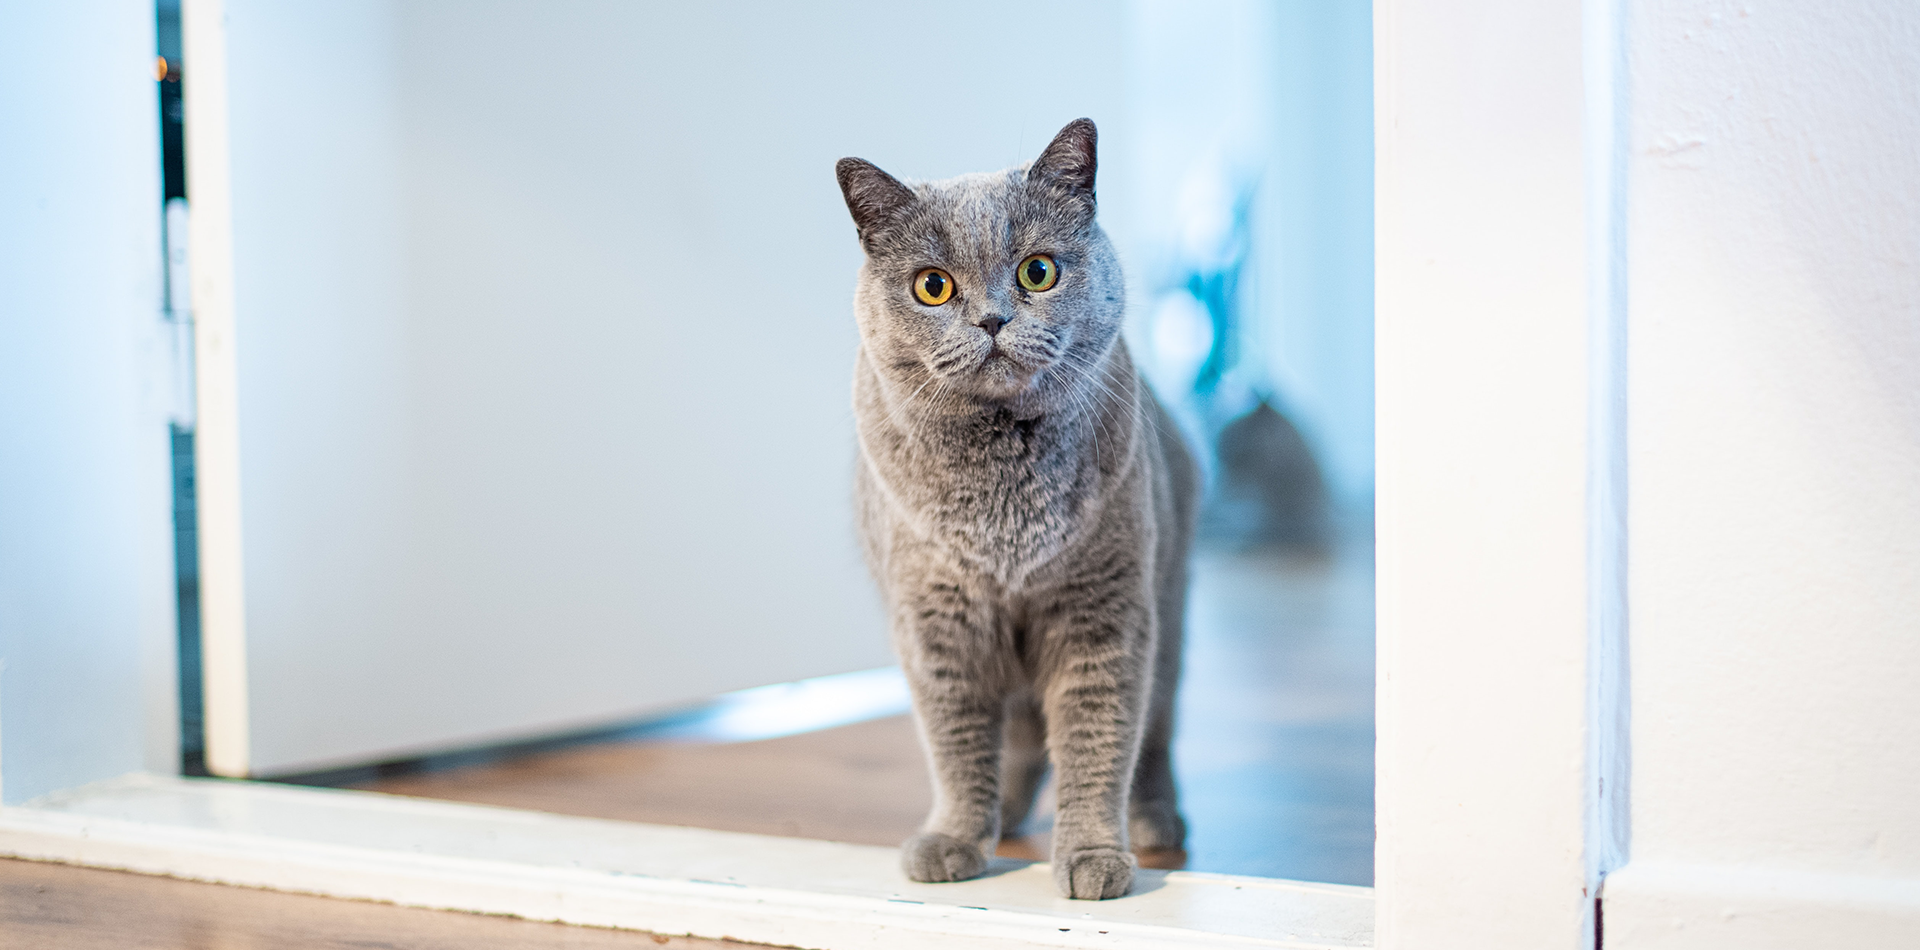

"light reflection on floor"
[611, 667, 911, 744]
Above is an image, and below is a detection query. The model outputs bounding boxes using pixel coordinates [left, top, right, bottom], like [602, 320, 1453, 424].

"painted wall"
[217, 0, 1132, 774]
[1606, 2, 1920, 945]
[0, 2, 178, 803]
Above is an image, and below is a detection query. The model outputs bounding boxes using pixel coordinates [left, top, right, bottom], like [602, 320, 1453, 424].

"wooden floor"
[346, 542, 1376, 886]
[0, 856, 759, 950]
[360, 712, 935, 847]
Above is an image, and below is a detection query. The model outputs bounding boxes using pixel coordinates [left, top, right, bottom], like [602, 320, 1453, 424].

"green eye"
[914, 268, 954, 305]
[1017, 254, 1059, 292]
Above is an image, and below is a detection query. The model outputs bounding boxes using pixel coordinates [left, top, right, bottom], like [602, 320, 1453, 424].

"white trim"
[0, 775, 1373, 950]
[1374, 0, 1601, 945]
[1601, 860, 1920, 948]
[182, 0, 250, 779]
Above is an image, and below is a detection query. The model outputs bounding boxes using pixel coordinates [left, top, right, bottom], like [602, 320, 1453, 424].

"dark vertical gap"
[158, 0, 206, 777]
[170, 426, 206, 776]
[1594, 895, 1604, 948]
[157, 2, 185, 202]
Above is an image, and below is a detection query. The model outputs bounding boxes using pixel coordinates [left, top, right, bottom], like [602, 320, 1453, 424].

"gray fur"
[836, 119, 1198, 900]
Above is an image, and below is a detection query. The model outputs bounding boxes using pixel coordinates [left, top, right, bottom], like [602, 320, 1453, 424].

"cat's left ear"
[1030, 118, 1098, 200]
[836, 157, 916, 252]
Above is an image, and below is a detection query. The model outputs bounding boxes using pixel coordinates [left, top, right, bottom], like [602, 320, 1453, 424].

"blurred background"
[150, 0, 1372, 885]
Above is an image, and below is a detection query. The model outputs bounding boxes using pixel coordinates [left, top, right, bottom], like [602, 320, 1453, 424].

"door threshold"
[0, 774, 1372, 949]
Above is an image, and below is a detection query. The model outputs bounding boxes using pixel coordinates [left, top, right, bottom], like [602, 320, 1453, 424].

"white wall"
[0, 2, 178, 803]
[1604, 2, 1920, 945]
[215, 0, 1132, 774]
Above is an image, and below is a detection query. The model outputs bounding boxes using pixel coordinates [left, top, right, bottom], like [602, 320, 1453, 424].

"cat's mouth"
[969, 345, 1046, 396]
[980, 343, 1039, 376]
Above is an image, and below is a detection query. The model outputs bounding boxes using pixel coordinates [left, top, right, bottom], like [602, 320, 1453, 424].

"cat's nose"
[977, 316, 1007, 337]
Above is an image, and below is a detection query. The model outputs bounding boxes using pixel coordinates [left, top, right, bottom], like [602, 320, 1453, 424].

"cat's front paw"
[1055, 847, 1137, 900]
[901, 832, 988, 883]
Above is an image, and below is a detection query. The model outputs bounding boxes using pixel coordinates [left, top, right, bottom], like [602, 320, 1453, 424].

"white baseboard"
[1602, 859, 1920, 949]
[0, 774, 1372, 950]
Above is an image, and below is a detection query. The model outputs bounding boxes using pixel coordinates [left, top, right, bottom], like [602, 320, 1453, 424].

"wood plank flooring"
[358, 712, 934, 847]
[0, 857, 759, 950]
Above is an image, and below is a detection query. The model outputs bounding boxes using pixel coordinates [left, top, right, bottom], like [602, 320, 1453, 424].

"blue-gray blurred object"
[1153, 173, 1330, 551]
[1204, 400, 1328, 549]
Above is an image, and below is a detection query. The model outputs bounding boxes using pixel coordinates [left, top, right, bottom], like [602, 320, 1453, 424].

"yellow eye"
[913, 268, 954, 306]
[1017, 254, 1059, 292]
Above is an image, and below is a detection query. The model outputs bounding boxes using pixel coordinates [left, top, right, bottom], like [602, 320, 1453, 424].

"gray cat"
[835, 119, 1198, 901]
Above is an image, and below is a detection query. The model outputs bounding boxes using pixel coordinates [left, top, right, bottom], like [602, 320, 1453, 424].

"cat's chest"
[886, 415, 1094, 566]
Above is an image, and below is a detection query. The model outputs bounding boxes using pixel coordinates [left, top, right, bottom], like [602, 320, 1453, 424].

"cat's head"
[836, 119, 1123, 407]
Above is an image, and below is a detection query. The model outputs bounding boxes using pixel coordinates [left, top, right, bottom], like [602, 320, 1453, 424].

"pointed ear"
[1030, 118, 1098, 197]
[836, 157, 915, 249]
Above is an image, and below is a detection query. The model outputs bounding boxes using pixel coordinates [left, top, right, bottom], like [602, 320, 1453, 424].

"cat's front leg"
[896, 579, 1008, 884]
[1038, 591, 1152, 900]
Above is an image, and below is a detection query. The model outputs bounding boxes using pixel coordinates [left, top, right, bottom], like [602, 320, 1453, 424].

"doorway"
[180, 0, 1376, 891]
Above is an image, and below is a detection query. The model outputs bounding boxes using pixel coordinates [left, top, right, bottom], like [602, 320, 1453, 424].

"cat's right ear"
[836, 158, 915, 252]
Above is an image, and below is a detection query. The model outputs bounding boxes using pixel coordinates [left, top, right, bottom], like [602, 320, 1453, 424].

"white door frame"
[181, 0, 250, 782]
[1374, 0, 1622, 946]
